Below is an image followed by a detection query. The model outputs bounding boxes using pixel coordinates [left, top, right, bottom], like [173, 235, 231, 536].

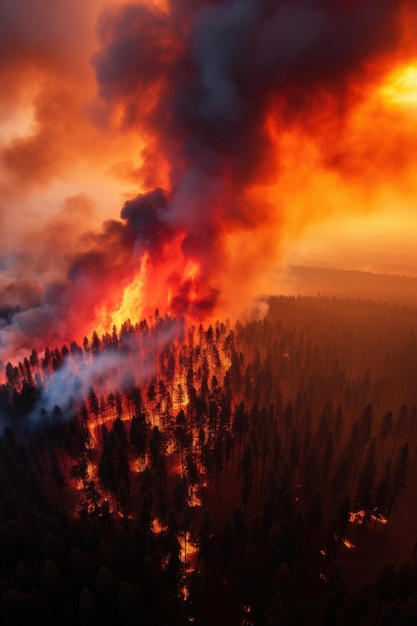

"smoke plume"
[26, 318, 182, 429]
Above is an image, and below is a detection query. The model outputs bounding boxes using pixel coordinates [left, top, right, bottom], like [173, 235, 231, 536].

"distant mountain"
[281, 265, 417, 305]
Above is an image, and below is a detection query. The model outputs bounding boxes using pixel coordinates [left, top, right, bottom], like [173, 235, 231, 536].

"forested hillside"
[0, 296, 417, 625]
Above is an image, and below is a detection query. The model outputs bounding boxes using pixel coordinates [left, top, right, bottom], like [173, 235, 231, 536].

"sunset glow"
[380, 62, 417, 108]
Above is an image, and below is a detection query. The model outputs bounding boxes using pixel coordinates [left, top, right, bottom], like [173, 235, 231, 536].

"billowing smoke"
[89, 0, 407, 312]
[0, 0, 414, 366]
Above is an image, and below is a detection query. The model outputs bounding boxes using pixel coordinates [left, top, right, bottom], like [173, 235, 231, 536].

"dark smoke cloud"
[94, 0, 402, 149]
[89, 0, 406, 310]
[120, 188, 172, 252]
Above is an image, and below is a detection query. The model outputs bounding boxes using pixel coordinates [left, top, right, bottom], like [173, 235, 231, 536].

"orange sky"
[279, 58, 417, 276]
[1, 0, 417, 362]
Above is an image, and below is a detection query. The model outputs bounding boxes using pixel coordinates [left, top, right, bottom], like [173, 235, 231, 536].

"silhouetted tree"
[199, 510, 214, 577]
[375, 562, 396, 625]
[307, 489, 323, 542]
[79, 587, 100, 626]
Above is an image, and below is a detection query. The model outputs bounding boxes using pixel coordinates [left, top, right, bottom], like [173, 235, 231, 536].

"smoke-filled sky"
[1, 0, 417, 364]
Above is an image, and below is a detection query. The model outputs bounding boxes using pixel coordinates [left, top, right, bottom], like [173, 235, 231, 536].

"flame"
[88, 235, 209, 339]
[349, 510, 366, 525]
[342, 538, 355, 549]
[132, 458, 146, 473]
[187, 484, 202, 508]
[93, 251, 149, 336]
[370, 510, 388, 525]
[349, 508, 388, 526]
[183, 261, 200, 282]
[110, 251, 149, 328]
[179, 531, 198, 572]
[151, 518, 168, 534]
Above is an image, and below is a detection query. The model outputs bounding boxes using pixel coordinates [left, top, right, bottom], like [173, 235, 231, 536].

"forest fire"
[1, 1, 417, 361]
[1, 1, 417, 625]
[1, 296, 416, 624]
[349, 508, 389, 527]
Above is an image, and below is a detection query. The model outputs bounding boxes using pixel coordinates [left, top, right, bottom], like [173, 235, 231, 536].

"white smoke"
[27, 318, 183, 429]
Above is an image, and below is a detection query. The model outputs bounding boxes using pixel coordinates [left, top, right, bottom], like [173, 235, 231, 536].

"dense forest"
[0, 296, 417, 625]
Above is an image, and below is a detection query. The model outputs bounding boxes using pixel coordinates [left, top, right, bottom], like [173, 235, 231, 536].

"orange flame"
[110, 251, 149, 328]
[349, 510, 366, 525]
[370, 512, 388, 525]
[93, 251, 149, 336]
